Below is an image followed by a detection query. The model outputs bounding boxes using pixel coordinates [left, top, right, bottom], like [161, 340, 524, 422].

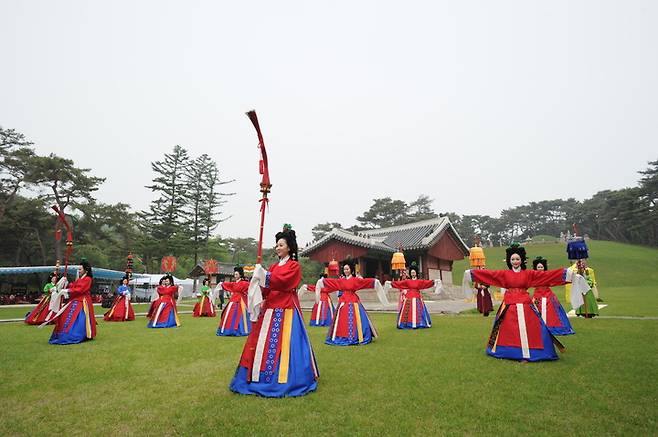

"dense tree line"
[448, 161, 657, 247]
[0, 127, 236, 278]
[312, 161, 658, 248]
[2, 124, 655, 282]
[311, 195, 438, 240]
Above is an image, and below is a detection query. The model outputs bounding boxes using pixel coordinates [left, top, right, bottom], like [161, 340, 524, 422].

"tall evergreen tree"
[407, 195, 438, 221]
[311, 222, 343, 240]
[185, 154, 208, 266]
[0, 195, 52, 266]
[0, 127, 36, 221]
[636, 160, 658, 245]
[198, 157, 234, 259]
[29, 154, 105, 261]
[139, 145, 190, 259]
[356, 197, 410, 228]
[184, 154, 234, 265]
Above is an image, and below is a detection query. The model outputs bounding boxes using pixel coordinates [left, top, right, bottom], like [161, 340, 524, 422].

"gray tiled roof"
[300, 217, 469, 256]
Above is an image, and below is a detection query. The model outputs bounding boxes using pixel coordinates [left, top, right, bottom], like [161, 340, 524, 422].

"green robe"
[198, 285, 211, 302]
[576, 273, 599, 316]
[43, 282, 55, 295]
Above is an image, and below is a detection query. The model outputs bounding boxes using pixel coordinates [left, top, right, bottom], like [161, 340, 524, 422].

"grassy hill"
[452, 240, 658, 317]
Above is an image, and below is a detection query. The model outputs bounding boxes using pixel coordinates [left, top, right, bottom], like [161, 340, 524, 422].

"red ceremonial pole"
[246, 110, 271, 264]
[52, 205, 74, 277]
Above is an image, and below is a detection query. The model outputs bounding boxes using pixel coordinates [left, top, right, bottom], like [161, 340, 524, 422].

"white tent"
[130, 274, 195, 301]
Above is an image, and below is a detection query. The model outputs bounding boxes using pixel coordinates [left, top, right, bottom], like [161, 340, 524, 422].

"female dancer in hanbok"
[48, 262, 97, 345]
[302, 274, 335, 327]
[147, 275, 180, 328]
[530, 257, 574, 335]
[217, 267, 251, 336]
[230, 226, 319, 397]
[386, 265, 440, 329]
[317, 260, 388, 346]
[465, 242, 493, 316]
[25, 274, 57, 325]
[193, 278, 216, 317]
[475, 275, 494, 317]
[395, 270, 409, 312]
[575, 260, 599, 318]
[463, 244, 588, 361]
[103, 276, 135, 321]
[463, 268, 494, 317]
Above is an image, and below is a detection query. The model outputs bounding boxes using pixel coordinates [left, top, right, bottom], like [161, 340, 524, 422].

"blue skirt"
[549, 302, 575, 336]
[325, 301, 378, 346]
[49, 304, 92, 345]
[397, 297, 432, 329]
[309, 300, 334, 327]
[147, 304, 179, 328]
[217, 302, 251, 336]
[486, 305, 558, 362]
[230, 307, 319, 397]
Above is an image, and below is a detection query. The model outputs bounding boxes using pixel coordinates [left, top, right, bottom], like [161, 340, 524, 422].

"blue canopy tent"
[0, 265, 148, 281]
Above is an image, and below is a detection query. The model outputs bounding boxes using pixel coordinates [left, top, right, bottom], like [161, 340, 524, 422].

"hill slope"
[452, 240, 658, 317]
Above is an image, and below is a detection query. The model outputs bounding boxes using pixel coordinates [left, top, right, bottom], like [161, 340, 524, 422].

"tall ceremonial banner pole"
[39, 205, 75, 328]
[52, 205, 74, 277]
[246, 110, 272, 264]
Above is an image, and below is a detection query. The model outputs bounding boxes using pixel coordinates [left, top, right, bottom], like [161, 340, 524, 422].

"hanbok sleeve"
[222, 282, 237, 293]
[415, 280, 435, 290]
[47, 277, 69, 314]
[373, 279, 389, 305]
[527, 269, 569, 288]
[468, 269, 510, 288]
[431, 279, 443, 295]
[247, 276, 264, 322]
[353, 278, 376, 291]
[588, 268, 597, 287]
[320, 278, 342, 292]
[462, 273, 475, 300]
[266, 262, 302, 291]
[67, 277, 92, 298]
[390, 280, 410, 290]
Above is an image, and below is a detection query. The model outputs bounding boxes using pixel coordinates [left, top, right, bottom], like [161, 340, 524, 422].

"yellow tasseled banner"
[328, 260, 340, 276]
[391, 251, 406, 270]
[469, 246, 486, 268]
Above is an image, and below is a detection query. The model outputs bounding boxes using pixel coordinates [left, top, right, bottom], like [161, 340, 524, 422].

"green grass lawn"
[1, 239, 657, 436]
[0, 312, 657, 436]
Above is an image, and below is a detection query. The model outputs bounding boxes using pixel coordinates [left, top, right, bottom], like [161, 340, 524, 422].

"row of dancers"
[23, 227, 597, 398]
[470, 257, 600, 321]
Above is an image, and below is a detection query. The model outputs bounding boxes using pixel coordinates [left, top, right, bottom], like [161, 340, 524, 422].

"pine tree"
[0, 127, 36, 221]
[184, 154, 235, 266]
[197, 157, 234, 259]
[139, 145, 190, 258]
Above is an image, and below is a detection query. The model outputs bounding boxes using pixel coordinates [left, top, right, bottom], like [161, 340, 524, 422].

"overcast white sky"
[2, 0, 656, 245]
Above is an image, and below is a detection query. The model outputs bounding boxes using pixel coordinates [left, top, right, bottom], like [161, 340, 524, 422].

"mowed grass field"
[1, 240, 657, 436]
